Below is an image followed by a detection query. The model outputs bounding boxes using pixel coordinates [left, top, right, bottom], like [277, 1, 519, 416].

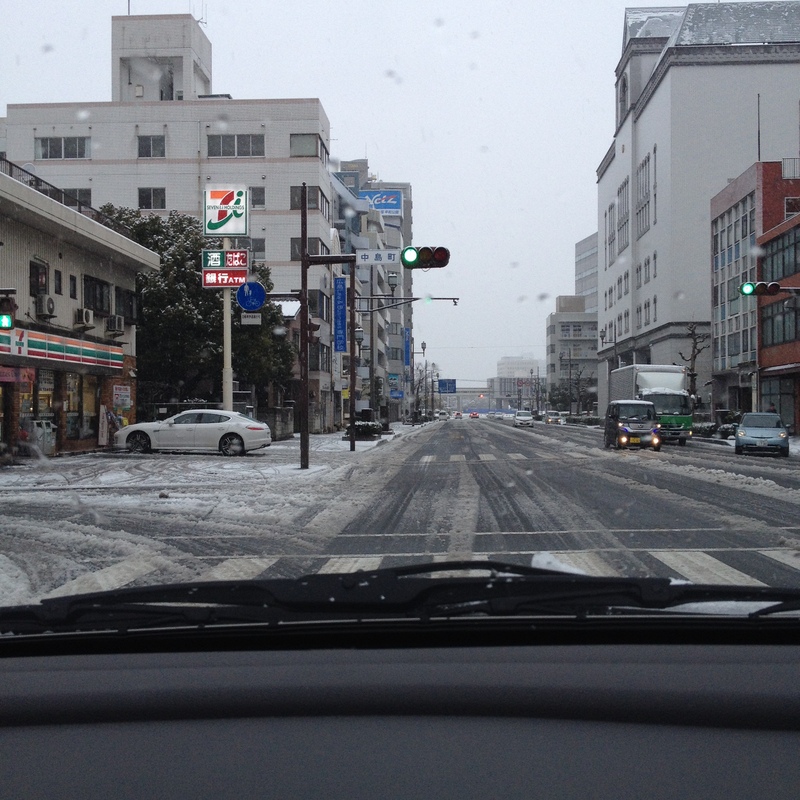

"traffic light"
[739, 281, 781, 296]
[0, 294, 16, 330]
[400, 246, 450, 269]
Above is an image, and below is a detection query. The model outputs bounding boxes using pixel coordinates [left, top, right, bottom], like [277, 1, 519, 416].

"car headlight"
[737, 429, 745, 437]
[779, 432, 787, 438]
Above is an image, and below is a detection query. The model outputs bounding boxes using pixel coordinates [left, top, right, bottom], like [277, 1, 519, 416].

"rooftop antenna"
[197, 0, 208, 25]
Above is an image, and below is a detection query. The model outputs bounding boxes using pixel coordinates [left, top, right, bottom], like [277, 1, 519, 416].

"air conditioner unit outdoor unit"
[105, 314, 125, 335]
[74, 308, 94, 327]
[35, 295, 56, 319]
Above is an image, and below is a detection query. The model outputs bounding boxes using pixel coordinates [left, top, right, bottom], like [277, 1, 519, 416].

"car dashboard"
[2, 635, 800, 799]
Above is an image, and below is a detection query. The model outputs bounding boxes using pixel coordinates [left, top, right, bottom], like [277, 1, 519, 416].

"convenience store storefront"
[0, 329, 134, 456]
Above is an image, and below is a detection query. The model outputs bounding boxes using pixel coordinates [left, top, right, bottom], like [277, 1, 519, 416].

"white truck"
[608, 364, 693, 446]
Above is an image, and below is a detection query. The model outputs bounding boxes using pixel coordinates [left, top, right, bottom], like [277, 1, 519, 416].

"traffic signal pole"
[299, 183, 356, 469]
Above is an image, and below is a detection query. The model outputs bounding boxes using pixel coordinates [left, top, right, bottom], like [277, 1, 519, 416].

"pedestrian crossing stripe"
[28, 548, 800, 602]
[421, 453, 528, 463]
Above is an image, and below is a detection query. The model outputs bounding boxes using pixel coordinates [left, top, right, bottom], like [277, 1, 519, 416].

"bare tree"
[678, 323, 710, 398]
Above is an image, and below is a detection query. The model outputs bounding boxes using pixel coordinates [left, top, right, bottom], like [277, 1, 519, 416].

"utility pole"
[299, 183, 355, 469]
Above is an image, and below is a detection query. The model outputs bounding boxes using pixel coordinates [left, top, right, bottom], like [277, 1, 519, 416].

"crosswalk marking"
[200, 557, 279, 581]
[40, 557, 166, 599]
[317, 557, 383, 574]
[549, 552, 615, 577]
[449, 454, 467, 461]
[759, 549, 800, 571]
[478, 454, 497, 461]
[508, 453, 526, 460]
[420, 455, 436, 464]
[648, 551, 767, 586]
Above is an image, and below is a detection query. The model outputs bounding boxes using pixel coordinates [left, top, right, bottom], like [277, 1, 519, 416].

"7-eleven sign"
[203, 186, 248, 236]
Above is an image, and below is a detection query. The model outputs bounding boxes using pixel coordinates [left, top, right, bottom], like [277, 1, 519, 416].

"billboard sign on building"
[203, 186, 248, 236]
[359, 190, 403, 216]
[333, 276, 347, 352]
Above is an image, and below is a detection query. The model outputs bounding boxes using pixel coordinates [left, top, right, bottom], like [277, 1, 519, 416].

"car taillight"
[246, 425, 265, 431]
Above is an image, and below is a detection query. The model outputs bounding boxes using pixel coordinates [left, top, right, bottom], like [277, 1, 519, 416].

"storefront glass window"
[38, 369, 55, 422]
[66, 373, 81, 440]
[82, 374, 98, 439]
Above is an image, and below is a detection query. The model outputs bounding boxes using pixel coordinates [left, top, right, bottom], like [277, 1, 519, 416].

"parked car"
[734, 412, 790, 457]
[114, 410, 272, 456]
[544, 411, 565, 425]
[603, 400, 661, 451]
[513, 411, 534, 427]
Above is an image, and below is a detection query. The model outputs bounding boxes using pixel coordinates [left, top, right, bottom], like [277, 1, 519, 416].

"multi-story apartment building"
[0, 13, 359, 432]
[575, 232, 599, 314]
[0, 160, 159, 455]
[709, 160, 800, 416]
[339, 160, 414, 423]
[596, 3, 800, 410]
[545, 296, 598, 413]
[489, 357, 544, 412]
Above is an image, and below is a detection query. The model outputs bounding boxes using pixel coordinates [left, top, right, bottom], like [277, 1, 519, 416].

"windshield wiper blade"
[3, 560, 800, 635]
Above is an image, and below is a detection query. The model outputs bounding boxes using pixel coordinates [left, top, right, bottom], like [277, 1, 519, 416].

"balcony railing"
[0, 156, 131, 238]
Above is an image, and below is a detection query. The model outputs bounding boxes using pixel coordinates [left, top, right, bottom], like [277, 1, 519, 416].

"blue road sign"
[438, 379, 457, 394]
[236, 281, 266, 311]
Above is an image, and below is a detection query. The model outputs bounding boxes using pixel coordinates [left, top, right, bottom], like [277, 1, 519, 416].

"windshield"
[1, 0, 799, 628]
[650, 394, 692, 416]
[740, 414, 784, 428]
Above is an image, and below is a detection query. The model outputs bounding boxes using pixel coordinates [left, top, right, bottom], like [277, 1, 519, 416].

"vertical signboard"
[404, 327, 411, 366]
[333, 276, 347, 352]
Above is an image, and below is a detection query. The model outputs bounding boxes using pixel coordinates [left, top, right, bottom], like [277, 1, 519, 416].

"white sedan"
[114, 410, 271, 456]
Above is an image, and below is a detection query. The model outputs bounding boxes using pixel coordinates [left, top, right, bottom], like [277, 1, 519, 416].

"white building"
[596, 2, 800, 409]
[0, 13, 404, 432]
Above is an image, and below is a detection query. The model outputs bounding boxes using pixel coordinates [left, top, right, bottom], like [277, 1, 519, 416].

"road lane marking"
[449, 454, 467, 461]
[508, 453, 526, 460]
[420, 455, 436, 464]
[648, 550, 766, 585]
[40, 557, 167, 599]
[200, 557, 279, 581]
[478, 454, 497, 461]
[317, 557, 384, 574]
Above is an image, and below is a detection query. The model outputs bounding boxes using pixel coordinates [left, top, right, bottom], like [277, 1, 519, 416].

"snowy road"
[2, 420, 800, 605]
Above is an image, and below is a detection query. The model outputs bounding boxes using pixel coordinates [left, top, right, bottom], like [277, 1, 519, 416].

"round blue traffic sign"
[236, 281, 267, 312]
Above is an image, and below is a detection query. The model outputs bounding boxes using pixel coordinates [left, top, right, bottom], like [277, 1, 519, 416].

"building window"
[607, 202, 616, 264]
[251, 238, 266, 261]
[623, 270, 629, 295]
[652, 251, 657, 278]
[137, 135, 165, 158]
[250, 187, 266, 208]
[635, 263, 642, 288]
[69, 275, 77, 299]
[115, 287, 138, 323]
[63, 188, 92, 208]
[618, 75, 628, 123]
[636, 305, 642, 329]
[617, 177, 630, 253]
[653, 295, 657, 323]
[786, 198, 800, 218]
[616, 276, 622, 300]
[290, 185, 331, 220]
[289, 133, 328, 164]
[35, 136, 90, 159]
[644, 300, 651, 326]
[290, 237, 328, 261]
[54, 270, 63, 295]
[138, 187, 166, 209]
[207, 134, 265, 157]
[635, 154, 651, 239]
[29, 261, 48, 296]
[644, 256, 651, 283]
[83, 276, 112, 315]
[624, 309, 630, 333]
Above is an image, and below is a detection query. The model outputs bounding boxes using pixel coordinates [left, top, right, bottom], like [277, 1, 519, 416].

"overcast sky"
[0, 0, 738, 385]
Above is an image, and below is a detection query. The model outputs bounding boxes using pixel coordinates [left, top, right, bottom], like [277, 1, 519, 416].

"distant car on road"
[114, 410, 271, 456]
[734, 412, 790, 457]
[513, 410, 534, 427]
[453, 411, 463, 419]
[469, 412, 480, 419]
[544, 411, 565, 425]
[603, 400, 661, 451]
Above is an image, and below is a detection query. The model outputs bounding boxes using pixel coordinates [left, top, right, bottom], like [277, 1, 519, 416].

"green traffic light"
[0, 313, 13, 330]
[739, 282, 756, 295]
[401, 246, 419, 267]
